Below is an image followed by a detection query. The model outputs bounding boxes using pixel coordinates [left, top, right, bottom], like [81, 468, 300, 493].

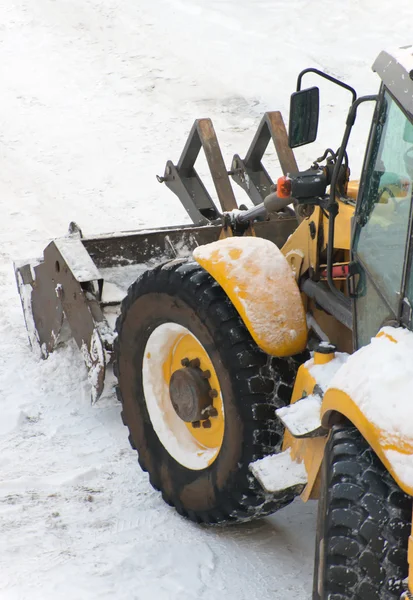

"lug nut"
[202, 370, 211, 379]
[181, 358, 190, 367]
[202, 419, 211, 429]
[191, 421, 201, 428]
[208, 389, 218, 399]
[190, 358, 200, 368]
[207, 406, 218, 418]
[201, 405, 218, 418]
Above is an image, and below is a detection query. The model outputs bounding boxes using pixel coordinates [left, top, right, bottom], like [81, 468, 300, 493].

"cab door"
[352, 88, 413, 348]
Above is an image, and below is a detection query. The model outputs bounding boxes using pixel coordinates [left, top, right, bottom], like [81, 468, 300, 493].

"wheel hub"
[169, 359, 212, 423]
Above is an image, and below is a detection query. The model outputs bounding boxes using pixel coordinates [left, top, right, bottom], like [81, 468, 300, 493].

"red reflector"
[277, 176, 292, 198]
[321, 264, 350, 278]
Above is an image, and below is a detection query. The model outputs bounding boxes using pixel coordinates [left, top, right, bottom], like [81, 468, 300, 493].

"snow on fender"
[193, 237, 307, 357]
[321, 326, 413, 496]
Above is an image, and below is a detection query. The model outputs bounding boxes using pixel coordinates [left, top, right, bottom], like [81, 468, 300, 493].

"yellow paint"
[282, 363, 327, 502]
[284, 249, 304, 281]
[321, 389, 413, 496]
[376, 330, 398, 344]
[346, 180, 359, 200]
[281, 199, 354, 279]
[313, 351, 335, 365]
[194, 238, 307, 357]
[219, 226, 233, 239]
[281, 207, 322, 274]
[162, 331, 225, 455]
[322, 199, 354, 252]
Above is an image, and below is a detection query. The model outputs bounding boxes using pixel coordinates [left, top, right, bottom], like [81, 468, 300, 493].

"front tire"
[114, 260, 307, 524]
[313, 426, 411, 599]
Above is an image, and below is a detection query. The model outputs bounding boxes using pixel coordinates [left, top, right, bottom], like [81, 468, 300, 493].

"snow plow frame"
[14, 111, 299, 401]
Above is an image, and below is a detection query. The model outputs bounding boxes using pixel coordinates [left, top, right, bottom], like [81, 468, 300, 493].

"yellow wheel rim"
[143, 323, 225, 470]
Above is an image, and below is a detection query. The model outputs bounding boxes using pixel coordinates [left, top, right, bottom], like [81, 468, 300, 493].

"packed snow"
[329, 327, 413, 489]
[307, 352, 349, 392]
[276, 394, 323, 438]
[2, 0, 413, 598]
[250, 448, 308, 494]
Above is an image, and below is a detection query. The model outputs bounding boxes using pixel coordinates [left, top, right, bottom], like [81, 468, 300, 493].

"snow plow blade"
[14, 110, 298, 401]
[14, 219, 296, 402]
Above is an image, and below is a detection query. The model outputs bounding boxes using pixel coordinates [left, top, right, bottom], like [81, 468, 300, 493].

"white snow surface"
[2, 0, 413, 598]
[307, 352, 349, 392]
[277, 394, 322, 437]
[55, 237, 102, 283]
[390, 45, 413, 75]
[329, 327, 413, 442]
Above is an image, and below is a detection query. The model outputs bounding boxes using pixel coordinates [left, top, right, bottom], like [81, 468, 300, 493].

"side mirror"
[288, 87, 320, 148]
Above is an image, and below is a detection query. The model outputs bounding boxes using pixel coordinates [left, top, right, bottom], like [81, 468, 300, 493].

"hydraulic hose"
[326, 95, 378, 302]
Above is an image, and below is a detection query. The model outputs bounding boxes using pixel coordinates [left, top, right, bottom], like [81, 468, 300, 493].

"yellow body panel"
[322, 199, 354, 252]
[346, 180, 359, 201]
[282, 363, 327, 502]
[281, 207, 321, 274]
[321, 389, 413, 496]
[320, 327, 413, 497]
[281, 199, 355, 275]
[193, 237, 307, 357]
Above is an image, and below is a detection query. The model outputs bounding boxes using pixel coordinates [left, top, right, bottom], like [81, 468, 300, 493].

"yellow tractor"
[15, 46, 413, 598]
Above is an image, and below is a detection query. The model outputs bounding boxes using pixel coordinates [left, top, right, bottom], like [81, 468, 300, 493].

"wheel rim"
[142, 323, 225, 470]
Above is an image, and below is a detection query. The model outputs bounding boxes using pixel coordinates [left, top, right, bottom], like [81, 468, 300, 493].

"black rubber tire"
[313, 425, 411, 599]
[114, 259, 308, 524]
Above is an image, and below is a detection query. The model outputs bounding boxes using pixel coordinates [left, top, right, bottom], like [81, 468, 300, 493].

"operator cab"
[354, 47, 413, 347]
[287, 46, 413, 350]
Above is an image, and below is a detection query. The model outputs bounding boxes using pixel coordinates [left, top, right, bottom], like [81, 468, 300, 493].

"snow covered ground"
[1, 1, 413, 598]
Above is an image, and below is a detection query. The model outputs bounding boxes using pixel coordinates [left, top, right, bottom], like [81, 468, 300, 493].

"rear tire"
[313, 426, 411, 599]
[114, 260, 307, 524]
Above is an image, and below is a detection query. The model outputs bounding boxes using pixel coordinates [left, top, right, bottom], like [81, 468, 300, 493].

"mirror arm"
[326, 95, 379, 302]
[296, 68, 357, 104]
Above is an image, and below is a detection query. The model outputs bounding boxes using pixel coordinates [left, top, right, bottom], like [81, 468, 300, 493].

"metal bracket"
[231, 111, 299, 206]
[158, 118, 238, 225]
[16, 238, 109, 402]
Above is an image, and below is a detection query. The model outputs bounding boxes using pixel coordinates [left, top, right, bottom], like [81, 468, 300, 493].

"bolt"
[202, 370, 211, 379]
[202, 419, 211, 429]
[208, 389, 218, 399]
[207, 406, 218, 418]
[192, 421, 201, 428]
[190, 358, 200, 368]
[181, 357, 190, 367]
[201, 405, 218, 418]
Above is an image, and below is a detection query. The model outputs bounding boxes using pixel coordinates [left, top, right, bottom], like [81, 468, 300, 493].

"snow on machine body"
[15, 46, 413, 599]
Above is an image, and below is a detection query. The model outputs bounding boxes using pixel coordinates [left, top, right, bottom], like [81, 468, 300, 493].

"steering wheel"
[377, 185, 396, 205]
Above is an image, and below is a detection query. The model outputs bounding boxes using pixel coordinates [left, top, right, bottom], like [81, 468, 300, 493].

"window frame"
[352, 84, 413, 345]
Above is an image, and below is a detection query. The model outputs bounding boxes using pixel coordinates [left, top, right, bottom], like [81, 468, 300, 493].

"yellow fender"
[321, 326, 413, 496]
[193, 236, 307, 357]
